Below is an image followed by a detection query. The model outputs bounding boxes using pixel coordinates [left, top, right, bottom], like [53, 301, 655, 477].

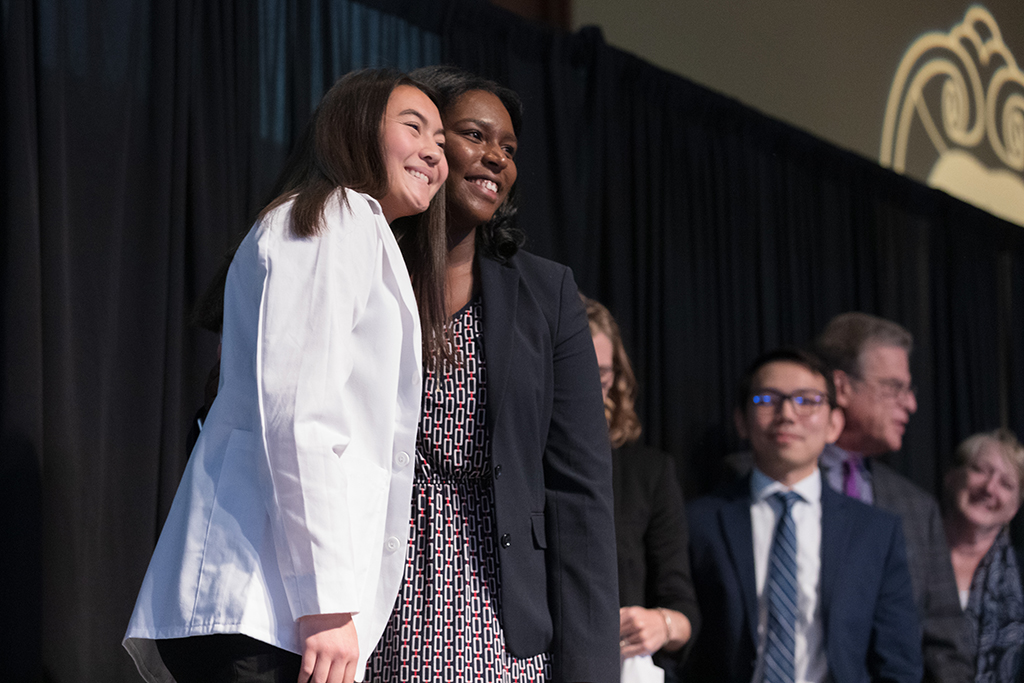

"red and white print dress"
[364, 300, 551, 682]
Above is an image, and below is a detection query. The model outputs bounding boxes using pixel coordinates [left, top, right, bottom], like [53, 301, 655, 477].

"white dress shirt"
[750, 467, 827, 683]
[123, 190, 422, 682]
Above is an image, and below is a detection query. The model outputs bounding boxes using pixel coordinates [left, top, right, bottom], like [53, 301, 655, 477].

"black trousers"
[156, 633, 302, 683]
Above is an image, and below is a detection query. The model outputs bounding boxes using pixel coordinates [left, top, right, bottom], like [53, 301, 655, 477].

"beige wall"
[573, 1, 1024, 223]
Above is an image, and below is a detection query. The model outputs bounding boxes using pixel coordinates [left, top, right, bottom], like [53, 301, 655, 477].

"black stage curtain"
[2, 1, 1021, 680]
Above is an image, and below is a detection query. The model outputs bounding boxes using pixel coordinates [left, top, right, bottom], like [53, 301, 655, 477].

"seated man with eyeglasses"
[685, 347, 921, 683]
[814, 312, 974, 683]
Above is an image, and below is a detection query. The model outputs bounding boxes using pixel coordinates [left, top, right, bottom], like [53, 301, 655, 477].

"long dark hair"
[410, 65, 525, 263]
[196, 69, 450, 360]
[263, 69, 399, 231]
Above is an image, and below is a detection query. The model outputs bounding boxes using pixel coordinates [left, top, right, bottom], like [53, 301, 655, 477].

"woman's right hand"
[297, 612, 359, 683]
[618, 605, 691, 659]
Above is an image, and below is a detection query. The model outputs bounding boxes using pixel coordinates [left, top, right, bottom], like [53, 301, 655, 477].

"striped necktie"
[764, 490, 802, 683]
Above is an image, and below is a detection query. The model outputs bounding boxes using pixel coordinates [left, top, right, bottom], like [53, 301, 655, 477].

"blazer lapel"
[719, 479, 759, 646]
[478, 255, 519, 434]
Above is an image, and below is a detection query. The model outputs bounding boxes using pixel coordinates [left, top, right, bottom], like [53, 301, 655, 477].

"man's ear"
[833, 370, 853, 408]
[734, 407, 749, 440]
[824, 406, 845, 444]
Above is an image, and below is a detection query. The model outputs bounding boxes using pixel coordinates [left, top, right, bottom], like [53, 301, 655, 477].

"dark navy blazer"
[478, 250, 620, 683]
[684, 472, 923, 683]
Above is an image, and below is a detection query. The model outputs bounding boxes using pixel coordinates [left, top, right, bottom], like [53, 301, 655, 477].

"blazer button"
[493, 464, 502, 479]
[500, 533, 511, 548]
[395, 451, 410, 468]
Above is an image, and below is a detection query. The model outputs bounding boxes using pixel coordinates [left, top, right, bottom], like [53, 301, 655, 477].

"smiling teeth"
[408, 169, 428, 183]
[474, 179, 498, 193]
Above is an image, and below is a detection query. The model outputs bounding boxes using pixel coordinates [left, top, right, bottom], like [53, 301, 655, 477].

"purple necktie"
[842, 457, 862, 500]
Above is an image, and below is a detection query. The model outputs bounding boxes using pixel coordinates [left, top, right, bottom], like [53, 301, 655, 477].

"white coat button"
[385, 536, 401, 553]
[395, 451, 410, 468]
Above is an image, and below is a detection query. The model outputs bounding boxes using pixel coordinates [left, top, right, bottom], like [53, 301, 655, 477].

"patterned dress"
[365, 299, 551, 682]
[966, 528, 1024, 683]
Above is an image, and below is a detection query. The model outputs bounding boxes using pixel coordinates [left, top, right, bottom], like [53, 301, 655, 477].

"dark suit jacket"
[614, 442, 701, 673]
[479, 250, 620, 683]
[869, 459, 975, 683]
[727, 448, 976, 682]
[685, 473, 923, 683]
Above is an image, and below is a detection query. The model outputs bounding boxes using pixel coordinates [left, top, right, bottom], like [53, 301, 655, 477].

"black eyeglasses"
[750, 390, 828, 416]
[854, 376, 916, 402]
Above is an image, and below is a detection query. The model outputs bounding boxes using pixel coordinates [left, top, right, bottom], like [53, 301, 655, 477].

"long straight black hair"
[193, 69, 450, 361]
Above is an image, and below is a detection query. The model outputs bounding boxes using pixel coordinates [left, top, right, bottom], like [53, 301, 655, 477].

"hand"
[618, 606, 669, 659]
[297, 612, 359, 683]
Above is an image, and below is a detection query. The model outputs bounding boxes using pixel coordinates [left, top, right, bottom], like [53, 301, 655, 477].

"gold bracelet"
[657, 607, 673, 642]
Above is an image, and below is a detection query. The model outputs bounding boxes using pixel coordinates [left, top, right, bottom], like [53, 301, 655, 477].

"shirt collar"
[356, 191, 385, 216]
[750, 465, 823, 504]
[820, 442, 859, 469]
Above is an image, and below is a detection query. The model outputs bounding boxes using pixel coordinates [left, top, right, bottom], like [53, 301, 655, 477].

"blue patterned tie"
[763, 490, 802, 683]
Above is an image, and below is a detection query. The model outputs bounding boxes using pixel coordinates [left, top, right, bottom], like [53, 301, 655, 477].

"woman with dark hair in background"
[124, 69, 448, 683]
[943, 428, 1024, 683]
[584, 296, 699, 682]
[362, 66, 619, 682]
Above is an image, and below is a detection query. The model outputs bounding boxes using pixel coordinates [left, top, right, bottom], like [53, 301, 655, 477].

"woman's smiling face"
[377, 85, 447, 223]
[441, 89, 518, 232]
[954, 440, 1022, 532]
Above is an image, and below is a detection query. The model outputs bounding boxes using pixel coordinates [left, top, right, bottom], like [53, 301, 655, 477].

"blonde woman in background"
[584, 296, 699, 681]
[943, 428, 1024, 683]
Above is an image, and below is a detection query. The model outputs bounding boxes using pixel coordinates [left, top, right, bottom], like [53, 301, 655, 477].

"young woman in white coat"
[123, 69, 449, 683]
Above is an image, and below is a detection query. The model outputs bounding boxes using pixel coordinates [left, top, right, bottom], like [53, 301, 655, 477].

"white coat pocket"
[339, 455, 392, 601]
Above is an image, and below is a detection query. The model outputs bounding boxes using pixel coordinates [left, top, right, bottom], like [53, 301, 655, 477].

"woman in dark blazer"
[362, 66, 619, 683]
[584, 296, 700, 680]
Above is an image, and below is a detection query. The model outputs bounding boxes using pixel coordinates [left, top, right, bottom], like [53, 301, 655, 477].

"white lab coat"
[124, 190, 422, 682]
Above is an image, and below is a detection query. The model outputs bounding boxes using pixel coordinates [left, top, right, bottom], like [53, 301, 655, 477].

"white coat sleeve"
[254, 194, 385, 620]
